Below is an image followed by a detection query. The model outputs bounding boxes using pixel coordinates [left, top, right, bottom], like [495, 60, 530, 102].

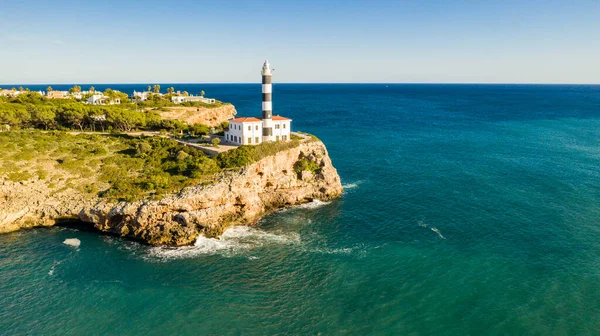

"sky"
[0, 0, 599, 84]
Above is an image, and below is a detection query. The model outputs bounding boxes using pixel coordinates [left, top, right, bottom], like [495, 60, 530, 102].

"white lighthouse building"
[261, 60, 274, 142]
[225, 60, 292, 146]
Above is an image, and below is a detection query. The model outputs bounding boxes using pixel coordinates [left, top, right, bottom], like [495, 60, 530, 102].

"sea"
[1, 84, 600, 335]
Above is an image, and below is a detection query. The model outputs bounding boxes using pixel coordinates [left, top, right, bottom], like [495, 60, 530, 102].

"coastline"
[0, 138, 343, 246]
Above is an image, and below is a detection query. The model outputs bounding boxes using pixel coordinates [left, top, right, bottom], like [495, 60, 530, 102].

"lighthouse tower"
[261, 60, 274, 142]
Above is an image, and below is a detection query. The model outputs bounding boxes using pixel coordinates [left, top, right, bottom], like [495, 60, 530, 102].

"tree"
[147, 85, 152, 92]
[211, 137, 220, 147]
[69, 85, 81, 93]
[89, 86, 95, 93]
[30, 105, 56, 129]
[190, 123, 210, 136]
[167, 87, 175, 94]
[106, 108, 145, 132]
[200, 90, 205, 97]
[183, 91, 189, 96]
[19, 86, 23, 92]
[153, 84, 160, 93]
[46, 86, 53, 92]
[57, 103, 87, 131]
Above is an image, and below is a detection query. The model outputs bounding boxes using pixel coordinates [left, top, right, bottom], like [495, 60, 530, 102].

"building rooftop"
[230, 117, 262, 123]
[272, 115, 292, 121]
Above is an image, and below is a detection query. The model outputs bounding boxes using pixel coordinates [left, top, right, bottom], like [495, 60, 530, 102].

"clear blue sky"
[1, 0, 598, 84]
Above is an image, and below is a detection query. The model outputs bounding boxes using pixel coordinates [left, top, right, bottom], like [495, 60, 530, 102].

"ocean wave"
[294, 199, 331, 209]
[342, 180, 364, 191]
[431, 227, 446, 239]
[48, 260, 62, 276]
[417, 221, 447, 239]
[146, 226, 300, 261]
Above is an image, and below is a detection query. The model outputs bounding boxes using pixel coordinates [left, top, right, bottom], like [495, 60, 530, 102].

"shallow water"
[2, 84, 600, 334]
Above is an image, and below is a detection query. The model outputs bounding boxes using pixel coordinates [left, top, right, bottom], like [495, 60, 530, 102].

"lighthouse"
[224, 60, 291, 146]
[261, 60, 274, 142]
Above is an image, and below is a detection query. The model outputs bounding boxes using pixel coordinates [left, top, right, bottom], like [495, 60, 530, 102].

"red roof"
[230, 117, 262, 123]
[272, 115, 291, 121]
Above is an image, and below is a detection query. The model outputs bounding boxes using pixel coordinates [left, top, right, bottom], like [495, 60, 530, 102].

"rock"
[63, 238, 81, 247]
[157, 104, 237, 127]
[0, 140, 343, 246]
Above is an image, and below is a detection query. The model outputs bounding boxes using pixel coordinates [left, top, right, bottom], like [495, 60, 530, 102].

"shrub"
[293, 158, 320, 174]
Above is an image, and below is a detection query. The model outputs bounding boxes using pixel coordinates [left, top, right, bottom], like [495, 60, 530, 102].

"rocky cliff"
[0, 140, 342, 246]
[157, 104, 237, 127]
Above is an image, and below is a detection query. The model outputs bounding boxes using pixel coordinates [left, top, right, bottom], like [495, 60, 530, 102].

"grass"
[216, 139, 303, 168]
[0, 130, 320, 202]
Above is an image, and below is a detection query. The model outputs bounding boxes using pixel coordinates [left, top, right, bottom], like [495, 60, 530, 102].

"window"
[283, 135, 287, 141]
[275, 124, 280, 129]
[248, 137, 252, 144]
[255, 137, 259, 143]
[276, 136, 280, 141]
[283, 124, 286, 129]
[248, 125, 251, 131]
[255, 125, 258, 130]
[226, 134, 229, 140]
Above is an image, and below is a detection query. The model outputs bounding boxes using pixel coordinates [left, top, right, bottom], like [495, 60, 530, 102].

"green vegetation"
[0, 131, 221, 201]
[0, 92, 213, 135]
[294, 158, 321, 174]
[216, 139, 303, 168]
[0, 131, 313, 202]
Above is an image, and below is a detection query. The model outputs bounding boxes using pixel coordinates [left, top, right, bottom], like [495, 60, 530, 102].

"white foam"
[295, 199, 331, 209]
[342, 180, 364, 191]
[431, 227, 446, 239]
[63, 238, 81, 248]
[48, 260, 63, 276]
[146, 226, 300, 261]
[312, 247, 355, 255]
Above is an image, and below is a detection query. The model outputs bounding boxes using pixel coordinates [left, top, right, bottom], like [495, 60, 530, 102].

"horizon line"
[1, 82, 599, 86]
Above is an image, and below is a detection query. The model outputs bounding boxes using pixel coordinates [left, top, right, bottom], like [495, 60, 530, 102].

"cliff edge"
[157, 104, 237, 127]
[0, 140, 342, 246]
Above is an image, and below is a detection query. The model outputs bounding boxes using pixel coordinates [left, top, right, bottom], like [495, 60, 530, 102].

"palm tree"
[153, 84, 160, 93]
[90, 86, 95, 93]
[183, 91, 189, 96]
[46, 86, 53, 92]
[19, 86, 23, 92]
[167, 87, 175, 94]
[200, 90, 205, 97]
[148, 85, 152, 92]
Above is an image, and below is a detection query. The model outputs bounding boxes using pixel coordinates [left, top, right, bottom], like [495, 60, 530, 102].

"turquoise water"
[2, 84, 600, 335]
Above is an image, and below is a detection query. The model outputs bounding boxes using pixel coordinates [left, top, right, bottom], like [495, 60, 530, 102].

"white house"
[271, 116, 292, 141]
[225, 117, 263, 145]
[171, 95, 216, 104]
[0, 90, 22, 97]
[132, 91, 155, 102]
[47, 91, 69, 99]
[87, 94, 120, 105]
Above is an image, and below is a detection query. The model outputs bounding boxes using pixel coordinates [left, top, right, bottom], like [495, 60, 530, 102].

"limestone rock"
[157, 104, 237, 127]
[0, 141, 343, 246]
